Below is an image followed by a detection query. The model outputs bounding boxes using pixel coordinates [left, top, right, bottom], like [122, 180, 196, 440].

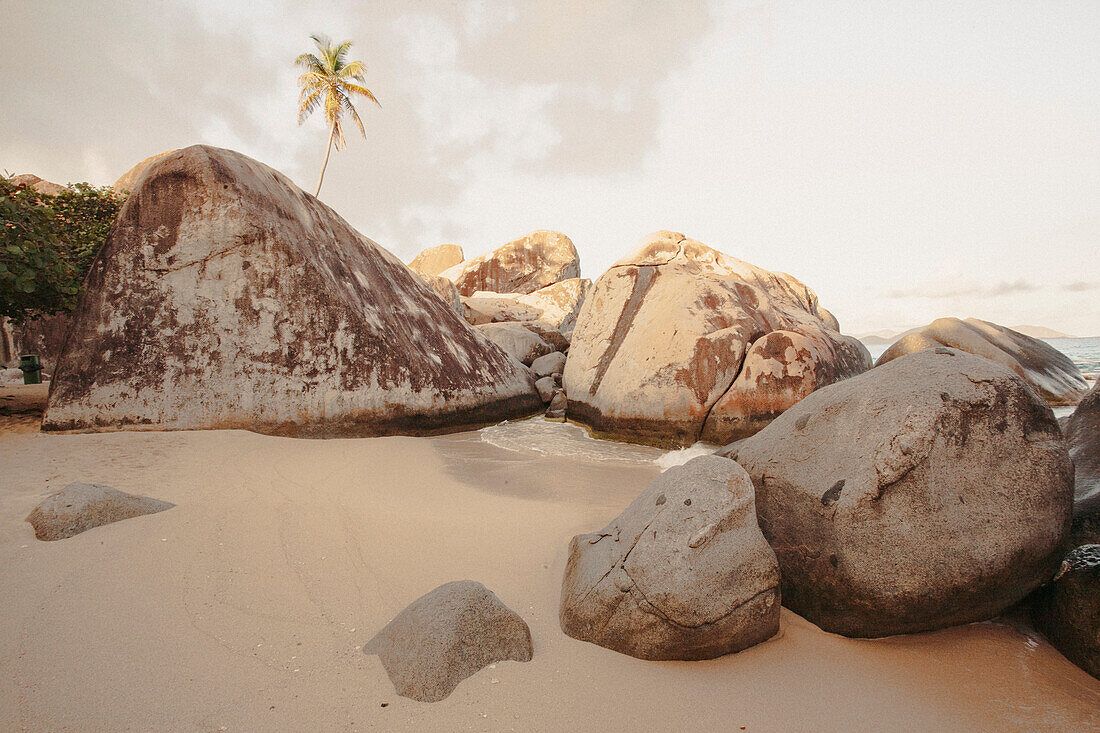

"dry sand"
[1, 397, 1098, 731]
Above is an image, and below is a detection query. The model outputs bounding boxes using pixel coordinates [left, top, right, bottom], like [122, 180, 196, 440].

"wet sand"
[1, 422, 1098, 731]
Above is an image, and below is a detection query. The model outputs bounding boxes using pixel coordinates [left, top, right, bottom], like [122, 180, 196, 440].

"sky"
[2, 0, 1098, 336]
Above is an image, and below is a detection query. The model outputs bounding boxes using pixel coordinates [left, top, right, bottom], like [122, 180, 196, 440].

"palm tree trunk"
[314, 121, 336, 197]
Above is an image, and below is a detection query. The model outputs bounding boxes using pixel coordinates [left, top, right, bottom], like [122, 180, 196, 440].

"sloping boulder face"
[563, 231, 869, 447]
[364, 580, 533, 702]
[111, 149, 178, 194]
[408, 243, 464, 277]
[462, 293, 544, 325]
[1030, 513, 1100, 680]
[1066, 380, 1100, 514]
[42, 145, 539, 436]
[735, 348, 1073, 637]
[876, 317, 1088, 406]
[419, 273, 464, 316]
[440, 230, 580, 296]
[560, 455, 780, 660]
[26, 482, 173, 541]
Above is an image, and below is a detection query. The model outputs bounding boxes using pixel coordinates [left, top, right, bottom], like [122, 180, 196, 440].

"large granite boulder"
[563, 232, 870, 446]
[364, 580, 533, 702]
[1030, 513, 1100, 680]
[1066, 380, 1100, 514]
[8, 174, 65, 196]
[111, 149, 178, 194]
[42, 145, 539, 436]
[439, 230, 580, 296]
[26, 482, 173, 541]
[461, 293, 544, 325]
[876, 318, 1088, 406]
[407, 243, 464, 278]
[459, 279, 591, 338]
[732, 348, 1073, 637]
[514, 278, 591, 338]
[560, 455, 780, 660]
[474, 323, 553, 366]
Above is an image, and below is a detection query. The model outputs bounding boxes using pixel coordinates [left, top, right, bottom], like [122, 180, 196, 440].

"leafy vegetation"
[296, 33, 380, 197]
[0, 178, 124, 323]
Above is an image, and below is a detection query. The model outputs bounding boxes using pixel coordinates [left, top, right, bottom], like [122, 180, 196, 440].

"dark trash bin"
[19, 354, 42, 385]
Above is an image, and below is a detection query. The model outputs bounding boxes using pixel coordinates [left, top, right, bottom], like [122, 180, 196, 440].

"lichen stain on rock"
[43, 145, 539, 436]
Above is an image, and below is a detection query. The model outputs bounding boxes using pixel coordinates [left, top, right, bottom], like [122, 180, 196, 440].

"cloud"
[887, 279, 1039, 299]
[1063, 281, 1099, 292]
[986, 280, 1040, 296]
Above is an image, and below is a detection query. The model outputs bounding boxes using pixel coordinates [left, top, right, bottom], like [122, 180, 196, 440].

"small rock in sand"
[364, 580, 533, 702]
[25, 482, 174, 541]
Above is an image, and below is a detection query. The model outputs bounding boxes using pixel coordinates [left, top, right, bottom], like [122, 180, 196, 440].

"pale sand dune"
[1, 426, 1098, 731]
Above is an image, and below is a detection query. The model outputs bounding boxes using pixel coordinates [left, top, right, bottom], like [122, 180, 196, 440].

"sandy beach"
[2, 392, 1098, 732]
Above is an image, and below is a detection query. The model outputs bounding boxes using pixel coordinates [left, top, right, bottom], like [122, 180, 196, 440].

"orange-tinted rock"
[440, 231, 580, 296]
[563, 231, 869, 446]
[408, 244, 464, 278]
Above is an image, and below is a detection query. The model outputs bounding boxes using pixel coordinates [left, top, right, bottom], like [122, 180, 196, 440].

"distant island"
[858, 324, 1075, 345]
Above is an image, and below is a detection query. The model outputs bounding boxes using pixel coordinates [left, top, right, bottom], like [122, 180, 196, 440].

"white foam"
[478, 419, 721, 471]
[655, 443, 717, 472]
[478, 419, 662, 465]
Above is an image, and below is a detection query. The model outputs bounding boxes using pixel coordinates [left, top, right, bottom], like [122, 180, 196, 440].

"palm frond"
[337, 60, 366, 81]
[342, 95, 366, 138]
[296, 87, 325, 124]
[340, 82, 381, 108]
[294, 52, 325, 72]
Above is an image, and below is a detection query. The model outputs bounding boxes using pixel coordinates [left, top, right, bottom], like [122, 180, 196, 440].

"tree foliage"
[0, 178, 124, 323]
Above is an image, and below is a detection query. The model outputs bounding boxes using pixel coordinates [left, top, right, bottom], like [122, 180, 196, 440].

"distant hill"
[855, 327, 921, 345]
[1010, 325, 1074, 339]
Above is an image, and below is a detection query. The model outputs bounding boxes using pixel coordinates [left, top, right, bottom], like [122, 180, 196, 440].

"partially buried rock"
[560, 455, 780, 660]
[735, 348, 1073, 637]
[364, 580, 533, 702]
[42, 146, 539, 436]
[26, 482, 173, 541]
[1065, 379, 1100, 515]
[440, 230, 580, 296]
[1030, 513, 1100, 679]
[875, 318, 1088, 406]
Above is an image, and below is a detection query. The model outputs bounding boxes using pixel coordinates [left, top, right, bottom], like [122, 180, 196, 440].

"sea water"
[481, 338, 1097, 466]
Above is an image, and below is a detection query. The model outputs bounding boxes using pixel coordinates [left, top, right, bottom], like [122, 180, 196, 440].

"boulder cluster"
[18, 145, 1097, 685]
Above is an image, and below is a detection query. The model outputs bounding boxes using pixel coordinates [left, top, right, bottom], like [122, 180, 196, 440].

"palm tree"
[295, 34, 380, 197]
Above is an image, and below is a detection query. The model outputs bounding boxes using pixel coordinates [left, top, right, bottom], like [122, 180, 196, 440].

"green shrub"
[0, 178, 124, 323]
